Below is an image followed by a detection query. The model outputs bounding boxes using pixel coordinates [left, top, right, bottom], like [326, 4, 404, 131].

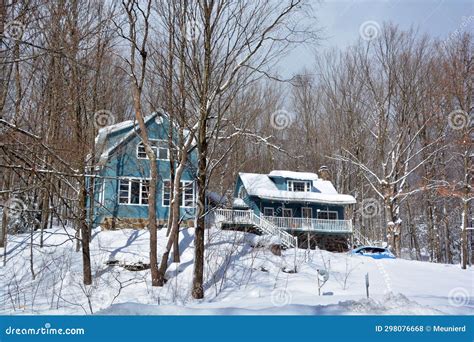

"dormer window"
[287, 180, 311, 192]
[137, 139, 169, 160]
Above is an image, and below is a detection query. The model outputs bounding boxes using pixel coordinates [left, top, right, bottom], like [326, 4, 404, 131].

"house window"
[97, 181, 105, 205]
[118, 178, 149, 205]
[263, 207, 274, 217]
[137, 140, 169, 160]
[317, 210, 338, 220]
[182, 181, 194, 207]
[162, 180, 195, 207]
[141, 181, 149, 204]
[163, 180, 171, 206]
[302, 207, 312, 219]
[287, 180, 311, 192]
[282, 208, 293, 217]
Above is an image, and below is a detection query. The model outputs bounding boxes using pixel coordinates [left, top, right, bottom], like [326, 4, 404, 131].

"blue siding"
[233, 177, 244, 198]
[255, 199, 345, 219]
[90, 115, 197, 227]
[233, 177, 258, 212]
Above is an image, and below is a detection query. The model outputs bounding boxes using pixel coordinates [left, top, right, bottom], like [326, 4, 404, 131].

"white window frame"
[162, 180, 171, 207]
[118, 178, 150, 206]
[317, 209, 339, 220]
[282, 208, 293, 217]
[137, 139, 169, 161]
[182, 181, 195, 208]
[263, 207, 274, 217]
[301, 207, 313, 219]
[287, 180, 311, 192]
[162, 179, 195, 208]
[97, 181, 105, 205]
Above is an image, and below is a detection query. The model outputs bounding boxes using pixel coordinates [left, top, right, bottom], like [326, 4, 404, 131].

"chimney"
[318, 165, 331, 181]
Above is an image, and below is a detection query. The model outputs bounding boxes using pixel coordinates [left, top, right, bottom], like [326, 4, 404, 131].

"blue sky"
[280, 0, 473, 76]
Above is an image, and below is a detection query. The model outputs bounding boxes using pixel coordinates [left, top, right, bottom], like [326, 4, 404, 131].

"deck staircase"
[209, 209, 375, 250]
[210, 209, 298, 249]
[352, 229, 386, 247]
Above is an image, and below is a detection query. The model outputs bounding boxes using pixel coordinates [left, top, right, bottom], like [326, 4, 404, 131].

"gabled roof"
[94, 111, 196, 168]
[239, 171, 356, 205]
[95, 113, 159, 167]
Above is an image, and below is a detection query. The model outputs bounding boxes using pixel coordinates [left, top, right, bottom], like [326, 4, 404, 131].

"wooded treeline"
[0, 0, 472, 298]
[213, 27, 473, 268]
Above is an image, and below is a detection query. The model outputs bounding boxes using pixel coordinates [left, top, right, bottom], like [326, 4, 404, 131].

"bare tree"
[118, 0, 160, 286]
[181, 0, 311, 298]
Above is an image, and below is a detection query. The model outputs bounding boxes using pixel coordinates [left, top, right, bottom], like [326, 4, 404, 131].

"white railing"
[211, 209, 297, 249]
[251, 214, 297, 248]
[213, 209, 254, 225]
[212, 209, 352, 234]
[262, 216, 353, 233]
[353, 229, 372, 246]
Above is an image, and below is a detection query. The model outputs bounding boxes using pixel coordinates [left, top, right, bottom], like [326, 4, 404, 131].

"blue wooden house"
[89, 112, 197, 229]
[213, 170, 357, 251]
[88, 112, 358, 251]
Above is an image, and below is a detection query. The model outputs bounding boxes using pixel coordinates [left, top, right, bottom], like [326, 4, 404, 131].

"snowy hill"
[1, 226, 472, 315]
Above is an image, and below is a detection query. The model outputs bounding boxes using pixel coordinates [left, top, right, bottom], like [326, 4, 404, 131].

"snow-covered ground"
[0, 226, 472, 315]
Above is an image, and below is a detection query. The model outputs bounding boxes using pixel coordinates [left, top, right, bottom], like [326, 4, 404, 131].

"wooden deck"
[262, 215, 352, 233]
[210, 209, 352, 234]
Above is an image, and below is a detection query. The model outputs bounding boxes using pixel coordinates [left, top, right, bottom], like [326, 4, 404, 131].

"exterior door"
[302, 207, 312, 219]
[302, 207, 312, 229]
[282, 208, 293, 228]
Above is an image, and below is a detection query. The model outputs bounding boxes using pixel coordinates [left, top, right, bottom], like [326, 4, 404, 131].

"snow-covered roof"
[239, 172, 356, 205]
[269, 170, 319, 181]
[94, 110, 196, 167]
[96, 113, 158, 166]
[313, 180, 338, 194]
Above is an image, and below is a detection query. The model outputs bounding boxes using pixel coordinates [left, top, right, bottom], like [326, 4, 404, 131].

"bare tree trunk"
[132, 87, 160, 286]
[30, 223, 36, 280]
[442, 205, 452, 263]
[173, 226, 180, 263]
[123, 0, 158, 286]
[426, 203, 436, 262]
[461, 200, 468, 269]
[0, 169, 12, 248]
[39, 186, 49, 247]
[192, 153, 207, 299]
[157, 146, 190, 285]
[79, 177, 92, 285]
